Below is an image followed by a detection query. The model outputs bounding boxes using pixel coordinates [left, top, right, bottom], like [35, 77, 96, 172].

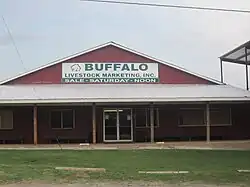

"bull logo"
[70, 64, 81, 72]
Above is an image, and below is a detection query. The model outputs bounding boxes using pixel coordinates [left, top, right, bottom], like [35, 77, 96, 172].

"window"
[179, 107, 232, 127]
[210, 107, 231, 126]
[50, 109, 74, 129]
[0, 110, 13, 130]
[135, 108, 159, 128]
[178, 108, 205, 127]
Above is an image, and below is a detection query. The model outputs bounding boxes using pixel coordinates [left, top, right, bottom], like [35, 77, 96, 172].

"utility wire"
[1, 16, 27, 71]
[81, 0, 250, 14]
[1, 15, 39, 97]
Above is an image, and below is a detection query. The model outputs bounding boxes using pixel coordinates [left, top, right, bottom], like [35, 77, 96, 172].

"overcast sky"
[0, 0, 250, 88]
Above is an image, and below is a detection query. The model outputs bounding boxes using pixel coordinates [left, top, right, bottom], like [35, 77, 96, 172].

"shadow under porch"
[0, 103, 250, 144]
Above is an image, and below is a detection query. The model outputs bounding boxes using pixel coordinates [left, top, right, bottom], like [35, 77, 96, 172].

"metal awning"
[1, 84, 250, 104]
[220, 40, 250, 65]
[219, 40, 250, 90]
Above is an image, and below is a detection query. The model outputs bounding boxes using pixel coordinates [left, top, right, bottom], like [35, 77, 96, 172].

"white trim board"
[0, 41, 222, 85]
[237, 170, 250, 173]
[138, 171, 189, 174]
[55, 167, 106, 172]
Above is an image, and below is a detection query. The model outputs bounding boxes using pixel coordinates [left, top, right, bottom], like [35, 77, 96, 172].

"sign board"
[62, 63, 159, 83]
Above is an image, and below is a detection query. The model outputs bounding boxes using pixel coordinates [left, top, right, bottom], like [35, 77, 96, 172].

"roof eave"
[0, 41, 114, 85]
[220, 57, 250, 65]
[1, 97, 250, 104]
[220, 40, 250, 59]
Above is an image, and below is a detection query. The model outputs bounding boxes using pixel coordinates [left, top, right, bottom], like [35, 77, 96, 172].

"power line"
[81, 0, 250, 14]
[1, 16, 27, 71]
[1, 15, 39, 97]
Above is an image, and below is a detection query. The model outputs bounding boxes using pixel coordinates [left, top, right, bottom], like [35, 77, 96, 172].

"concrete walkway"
[0, 141, 249, 150]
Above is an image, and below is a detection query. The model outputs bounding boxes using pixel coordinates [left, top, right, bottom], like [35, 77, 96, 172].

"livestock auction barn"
[0, 41, 250, 145]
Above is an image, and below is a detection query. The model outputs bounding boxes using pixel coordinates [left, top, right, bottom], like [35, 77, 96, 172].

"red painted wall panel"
[5, 45, 214, 85]
[37, 106, 92, 144]
[158, 64, 211, 84]
[0, 106, 33, 144]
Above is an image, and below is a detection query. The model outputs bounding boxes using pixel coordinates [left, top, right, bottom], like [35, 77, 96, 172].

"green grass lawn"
[0, 149, 249, 185]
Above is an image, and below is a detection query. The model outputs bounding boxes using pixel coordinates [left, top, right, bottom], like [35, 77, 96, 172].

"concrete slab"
[0, 140, 249, 150]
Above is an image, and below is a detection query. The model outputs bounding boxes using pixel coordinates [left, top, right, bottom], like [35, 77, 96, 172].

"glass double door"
[103, 109, 133, 142]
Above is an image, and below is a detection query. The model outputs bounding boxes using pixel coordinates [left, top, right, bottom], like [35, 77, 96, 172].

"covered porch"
[0, 84, 250, 144]
[0, 102, 249, 144]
